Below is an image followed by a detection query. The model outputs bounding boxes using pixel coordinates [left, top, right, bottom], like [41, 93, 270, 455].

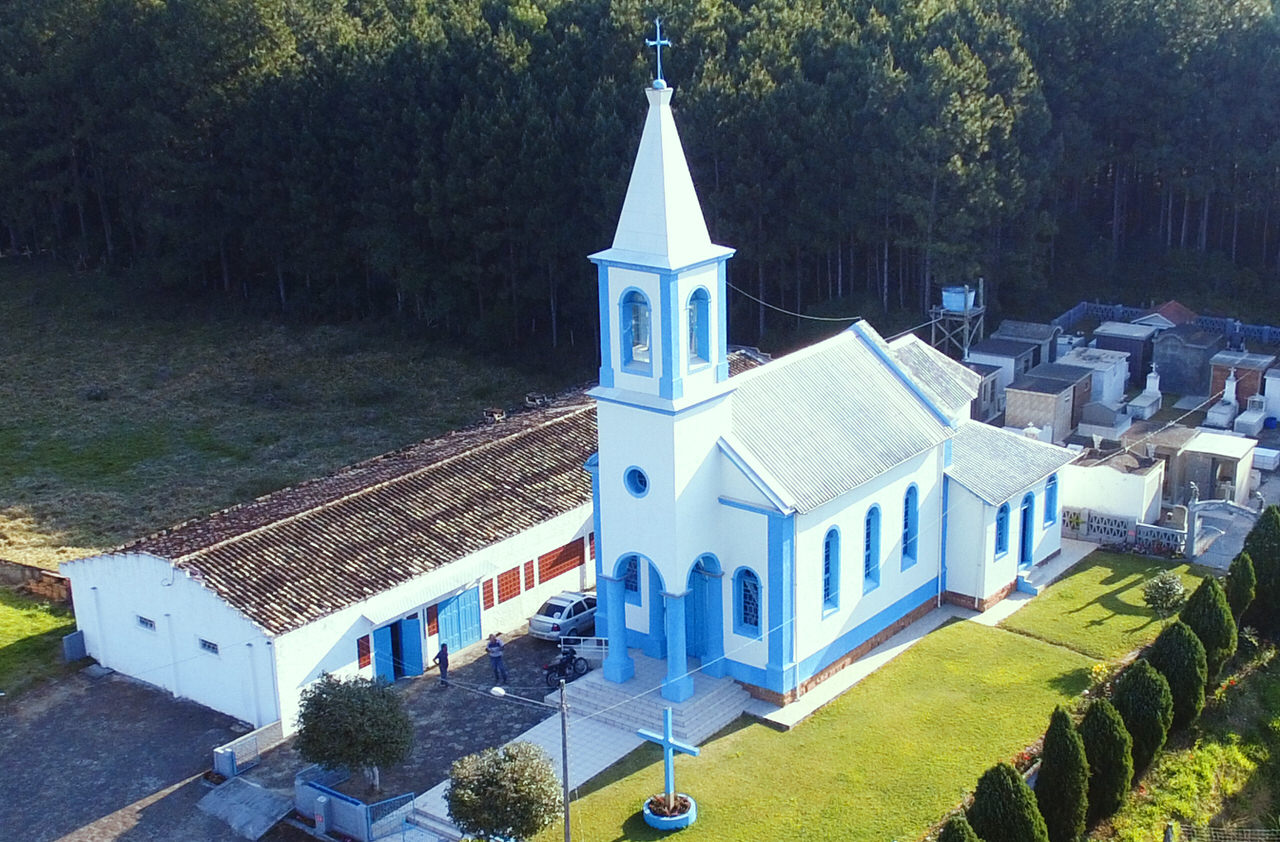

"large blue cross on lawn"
[637, 707, 699, 809]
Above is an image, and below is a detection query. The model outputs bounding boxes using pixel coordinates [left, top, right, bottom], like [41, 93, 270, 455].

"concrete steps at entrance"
[556, 653, 751, 746]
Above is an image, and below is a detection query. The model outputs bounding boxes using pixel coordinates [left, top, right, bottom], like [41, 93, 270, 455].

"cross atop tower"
[646, 17, 671, 90]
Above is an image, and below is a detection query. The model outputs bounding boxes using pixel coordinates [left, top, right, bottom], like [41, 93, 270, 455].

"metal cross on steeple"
[646, 17, 672, 89]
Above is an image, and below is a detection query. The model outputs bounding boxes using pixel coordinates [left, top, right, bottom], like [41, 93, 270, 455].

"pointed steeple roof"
[591, 86, 733, 271]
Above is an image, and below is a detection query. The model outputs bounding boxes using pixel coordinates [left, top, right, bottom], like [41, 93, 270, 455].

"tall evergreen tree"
[1180, 577, 1237, 685]
[1111, 659, 1173, 772]
[1077, 699, 1132, 823]
[1035, 706, 1088, 842]
[1225, 552, 1256, 622]
[968, 761, 1050, 842]
[1146, 620, 1208, 728]
[1243, 506, 1280, 634]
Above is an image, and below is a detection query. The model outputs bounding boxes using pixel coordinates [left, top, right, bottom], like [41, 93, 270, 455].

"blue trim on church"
[584, 454, 605, 635]
[794, 578, 939, 686]
[716, 261, 729, 382]
[765, 512, 797, 694]
[658, 270, 683, 401]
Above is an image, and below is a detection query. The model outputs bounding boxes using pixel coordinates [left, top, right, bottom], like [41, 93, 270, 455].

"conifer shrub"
[1179, 577, 1237, 684]
[1142, 570, 1186, 618]
[1146, 620, 1208, 728]
[1242, 506, 1280, 634]
[1225, 551, 1256, 622]
[1077, 698, 1132, 823]
[968, 761, 1050, 842]
[938, 813, 981, 842]
[1111, 659, 1173, 772]
[1035, 706, 1088, 842]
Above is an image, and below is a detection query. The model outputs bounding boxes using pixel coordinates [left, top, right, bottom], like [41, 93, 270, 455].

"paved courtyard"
[0, 669, 247, 842]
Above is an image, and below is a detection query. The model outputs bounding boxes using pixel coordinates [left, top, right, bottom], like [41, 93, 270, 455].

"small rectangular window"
[137, 615, 156, 631]
[198, 638, 220, 655]
[357, 634, 371, 668]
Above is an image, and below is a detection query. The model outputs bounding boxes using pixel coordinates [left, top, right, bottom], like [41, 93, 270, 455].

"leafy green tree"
[939, 813, 981, 842]
[1111, 659, 1173, 772]
[1035, 706, 1088, 842]
[968, 761, 1050, 842]
[447, 741, 562, 841]
[1225, 552, 1256, 623]
[1143, 570, 1186, 619]
[1146, 620, 1208, 728]
[1243, 506, 1280, 634]
[1077, 699, 1132, 823]
[1179, 577, 1237, 685]
[295, 673, 413, 793]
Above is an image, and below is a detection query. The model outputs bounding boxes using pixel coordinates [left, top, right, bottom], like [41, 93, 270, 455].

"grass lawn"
[998, 552, 1214, 660]
[0, 589, 78, 694]
[0, 261, 588, 568]
[543, 621, 1094, 842]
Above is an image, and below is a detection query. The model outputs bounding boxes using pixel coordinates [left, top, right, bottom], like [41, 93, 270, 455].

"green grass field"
[0, 261, 587, 568]
[998, 553, 1214, 660]
[544, 621, 1094, 842]
[0, 589, 77, 694]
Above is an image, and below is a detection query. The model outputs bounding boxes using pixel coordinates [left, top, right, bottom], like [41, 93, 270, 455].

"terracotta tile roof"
[1152, 300, 1198, 325]
[104, 352, 764, 636]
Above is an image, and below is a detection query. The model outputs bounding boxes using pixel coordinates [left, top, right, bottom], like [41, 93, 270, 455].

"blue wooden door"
[373, 625, 395, 683]
[1019, 494, 1035, 569]
[685, 568, 706, 659]
[437, 588, 482, 653]
[400, 614, 424, 676]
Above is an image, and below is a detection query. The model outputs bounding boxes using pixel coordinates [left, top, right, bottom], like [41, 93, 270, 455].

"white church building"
[584, 82, 1077, 706]
[60, 78, 1077, 729]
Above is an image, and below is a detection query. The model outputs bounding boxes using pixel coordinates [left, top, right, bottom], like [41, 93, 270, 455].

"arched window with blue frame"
[863, 506, 881, 593]
[996, 503, 1010, 557]
[902, 485, 919, 570]
[687, 288, 710, 367]
[622, 555, 642, 605]
[733, 568, 762, 638]
[822, 528, 840, 611]
[1044, 475, 1058, 525]
[620, 290, 651, 370]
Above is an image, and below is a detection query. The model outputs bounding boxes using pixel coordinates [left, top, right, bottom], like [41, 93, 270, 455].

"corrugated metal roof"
[888, 335, 981, 420]
[947, 422, 1078, 504]
[730, 324, 953, 513]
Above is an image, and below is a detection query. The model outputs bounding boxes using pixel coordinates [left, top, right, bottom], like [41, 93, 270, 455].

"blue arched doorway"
[685, 555, 724, 672]
[1019, 493, 1035, 569]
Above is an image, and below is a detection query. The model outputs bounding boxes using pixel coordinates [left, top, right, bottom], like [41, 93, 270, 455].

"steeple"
[593, 86, 733, 271]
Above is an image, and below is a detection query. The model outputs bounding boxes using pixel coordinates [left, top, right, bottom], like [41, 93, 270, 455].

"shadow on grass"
[1048, 666, 1094, 697]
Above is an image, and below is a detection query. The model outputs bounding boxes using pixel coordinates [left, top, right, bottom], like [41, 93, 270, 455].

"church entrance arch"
[685, 555, 723, 665]
[1019, 493, 1035, 569]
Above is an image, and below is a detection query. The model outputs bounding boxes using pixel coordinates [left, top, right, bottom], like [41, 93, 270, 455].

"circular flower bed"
[642, 793, 697, 830]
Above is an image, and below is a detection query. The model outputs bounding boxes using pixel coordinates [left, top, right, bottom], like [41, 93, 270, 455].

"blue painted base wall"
[792, 578, 939, 692]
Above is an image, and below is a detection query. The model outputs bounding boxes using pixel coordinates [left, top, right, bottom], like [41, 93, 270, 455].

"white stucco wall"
[62, 552, 278, 727]
[791, 447, 944, 666]
[943, 483, 989, 601]
[967, 351, 1016, 389]
[1061, 462, 1163, 524]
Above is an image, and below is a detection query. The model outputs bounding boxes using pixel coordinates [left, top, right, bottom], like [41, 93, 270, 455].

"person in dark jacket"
[433, 643, 449, 686]
[486, 634, 509, 684]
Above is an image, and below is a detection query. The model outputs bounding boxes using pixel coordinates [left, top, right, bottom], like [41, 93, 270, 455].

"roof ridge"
[174, 402, 596, 563]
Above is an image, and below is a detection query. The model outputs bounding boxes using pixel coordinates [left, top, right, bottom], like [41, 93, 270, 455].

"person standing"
[433, 643, 449, 686]
[486, 634, 509, 684]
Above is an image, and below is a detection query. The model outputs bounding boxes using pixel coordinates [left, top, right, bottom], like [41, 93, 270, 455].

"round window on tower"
[624, 466, 649, 498]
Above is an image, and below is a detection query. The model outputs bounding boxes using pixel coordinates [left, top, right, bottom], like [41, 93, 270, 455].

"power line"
[727, 280, 862, 322]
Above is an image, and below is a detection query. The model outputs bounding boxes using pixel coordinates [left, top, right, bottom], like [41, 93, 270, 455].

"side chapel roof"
[947, 421, 1077, 505]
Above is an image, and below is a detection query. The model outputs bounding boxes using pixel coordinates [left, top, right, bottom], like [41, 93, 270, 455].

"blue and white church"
[584, 78, 1077, 707]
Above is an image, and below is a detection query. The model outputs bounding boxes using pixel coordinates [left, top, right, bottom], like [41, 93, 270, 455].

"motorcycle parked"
[544, 646, 589, 686]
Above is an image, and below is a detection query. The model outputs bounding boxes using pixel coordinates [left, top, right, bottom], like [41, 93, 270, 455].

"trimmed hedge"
[1077, 698, 1132, 822]
[938, 814, 982, 842]
[1146, 620, 1208, 728]
[1225, 551, 1256, 622]
[1242, 506, 1280, 634]
[1035, 706, 1088, 842]
[1111, 659, 1173, 772]
[1180, 577, 1236, 685]
[968, 762, 1050, 842]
